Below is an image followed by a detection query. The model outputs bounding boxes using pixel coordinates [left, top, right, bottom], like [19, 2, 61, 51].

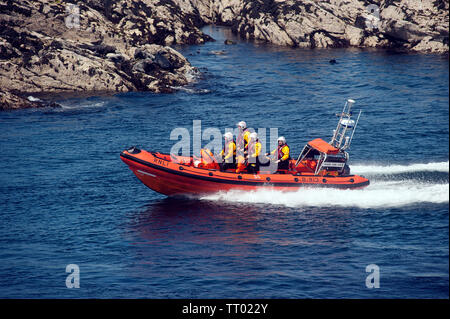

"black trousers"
[221, 162, 236, 171]
[278, 159, 289, 171]
[247, 164, 259, 174]
[247, 156, 261, 174]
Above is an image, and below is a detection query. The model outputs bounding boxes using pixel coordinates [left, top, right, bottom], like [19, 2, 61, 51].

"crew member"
[267, 136, 291, 173]
[246, 132, 262, 174]
[236, 121, 250, 173]
[236, 121, 250, 154]
[219, 132, 236, 171]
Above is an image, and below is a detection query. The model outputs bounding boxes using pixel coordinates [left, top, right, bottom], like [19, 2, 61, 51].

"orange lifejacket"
[201, 148, 214, 163]
[276, 143, 291, 161]
[304, 159, 316, 170]
[235, 155, 246, 173]
[200, 148, 220, 170]
[295, 159, 317, 173]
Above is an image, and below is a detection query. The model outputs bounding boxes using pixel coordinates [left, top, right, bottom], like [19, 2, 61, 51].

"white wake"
[200, 161, 449, 208]
[59, 101, 106, 110]
[351, 161, 449, 175]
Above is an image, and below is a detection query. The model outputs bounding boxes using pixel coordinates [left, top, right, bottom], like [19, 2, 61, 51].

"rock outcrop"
[1, 0, 448, 110]
[0, 0, 212, 110]
[175, 0, 449, 53]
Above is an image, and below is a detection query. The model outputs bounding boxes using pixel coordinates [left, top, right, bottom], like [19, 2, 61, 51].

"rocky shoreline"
[0, 0, 212, 110]
[180, 0, 449, 52]
[1, 0, 448, 110]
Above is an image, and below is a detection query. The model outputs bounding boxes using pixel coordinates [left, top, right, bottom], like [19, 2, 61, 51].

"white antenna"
[330, 99, 361, 150]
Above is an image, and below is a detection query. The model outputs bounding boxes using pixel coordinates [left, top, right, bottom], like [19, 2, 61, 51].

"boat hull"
[120, 149, 370, 196]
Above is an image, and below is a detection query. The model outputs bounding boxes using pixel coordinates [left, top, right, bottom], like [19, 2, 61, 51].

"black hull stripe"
[120, 153, 370, 189]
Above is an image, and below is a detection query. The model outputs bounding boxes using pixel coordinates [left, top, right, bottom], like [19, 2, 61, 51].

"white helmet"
[237, 121, 247, 129]
[277, 136, 286, 144]
[249, 132, 258, 140]
[223, 132, 233, 140]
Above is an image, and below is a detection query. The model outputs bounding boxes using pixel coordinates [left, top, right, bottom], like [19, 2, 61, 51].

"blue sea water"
[0, 26, 448, 298]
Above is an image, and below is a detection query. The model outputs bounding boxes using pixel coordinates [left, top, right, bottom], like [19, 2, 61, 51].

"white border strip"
[137, 170, 157, 177]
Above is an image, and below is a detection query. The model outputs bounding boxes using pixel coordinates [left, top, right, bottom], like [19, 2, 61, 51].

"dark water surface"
[0, 26, 448, 298]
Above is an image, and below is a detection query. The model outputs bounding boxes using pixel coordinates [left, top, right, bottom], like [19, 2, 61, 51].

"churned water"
[0, 26, 448, 298]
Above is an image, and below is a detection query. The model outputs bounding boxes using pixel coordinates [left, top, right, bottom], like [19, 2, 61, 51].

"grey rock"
[174, 0, 449, 54]
[153, 52, 172, 70]
[106, 53, 125, 63]
[2, 0, 448, 110]
[0, 0, 206, 109]
[132, 59, 156, 74]
[134, 48, 154, 60]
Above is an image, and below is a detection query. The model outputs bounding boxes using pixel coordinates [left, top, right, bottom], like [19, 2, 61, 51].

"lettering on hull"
[154, 158, 169, 167]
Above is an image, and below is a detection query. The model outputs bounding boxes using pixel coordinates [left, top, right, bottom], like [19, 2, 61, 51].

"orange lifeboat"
[120, 99, 369, 196]
[120, 144, 369, 197]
